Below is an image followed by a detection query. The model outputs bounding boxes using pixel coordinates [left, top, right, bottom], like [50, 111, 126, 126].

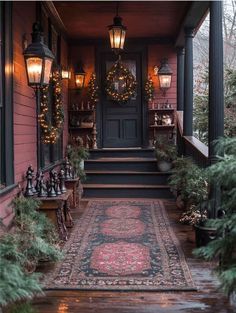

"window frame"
[0, 2, 14, 194]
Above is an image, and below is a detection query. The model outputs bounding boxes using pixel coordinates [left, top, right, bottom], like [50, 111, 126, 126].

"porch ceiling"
[53, 1, 191, 42]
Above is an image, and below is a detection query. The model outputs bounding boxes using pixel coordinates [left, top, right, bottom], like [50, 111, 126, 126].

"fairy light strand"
[39, 70, 64, 144]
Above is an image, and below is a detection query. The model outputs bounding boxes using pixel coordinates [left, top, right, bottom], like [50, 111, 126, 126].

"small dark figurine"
[38, 172, 47, 197]
[25, 165, 34, 197]
[59, 168, 67, 193]
[29, 165, 37, 194]
[64, 157, 71, 180]
[53, 171, 62, 195]
[35, 171, 42, 193]
[47, 171, 57, 197]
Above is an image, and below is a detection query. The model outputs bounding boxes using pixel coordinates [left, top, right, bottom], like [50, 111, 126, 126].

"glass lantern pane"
[26, 57, 43, 84]
[43, 58, 53, 84]
[159, 75, 172, 88]
[113, 28, 122, 49]
[109, 29, 115, 48]
[120, 30, 126, 49]
[75, 74, 85, 88]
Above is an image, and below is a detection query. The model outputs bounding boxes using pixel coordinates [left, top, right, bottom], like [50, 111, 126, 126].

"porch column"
[177, 47, 185, 155]
[208, 1, 224, 218]
[177, 48, 185, 111]
[183, 28, 194, 137]
[208, 1, 224, 161]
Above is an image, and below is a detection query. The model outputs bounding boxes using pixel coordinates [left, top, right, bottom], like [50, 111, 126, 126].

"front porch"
[1, 1, 235, 312]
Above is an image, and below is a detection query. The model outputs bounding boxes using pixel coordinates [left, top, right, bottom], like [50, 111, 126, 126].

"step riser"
[85, 162, 158, 172]
[89, 150, 155, 159]
[86, 174, 169, 185]
[83, 188, 173, 198]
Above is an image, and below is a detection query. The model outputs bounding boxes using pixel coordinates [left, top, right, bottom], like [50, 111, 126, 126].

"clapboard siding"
[0, 2, 69, 223]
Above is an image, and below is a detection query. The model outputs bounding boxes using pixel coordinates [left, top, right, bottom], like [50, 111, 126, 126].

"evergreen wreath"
[39, 69, 64, 144]
[106, 59, 137, 102]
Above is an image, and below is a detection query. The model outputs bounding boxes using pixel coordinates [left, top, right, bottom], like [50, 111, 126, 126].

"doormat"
[43, 200, 196, 291]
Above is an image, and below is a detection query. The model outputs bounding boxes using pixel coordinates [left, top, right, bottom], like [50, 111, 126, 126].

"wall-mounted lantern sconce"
[61, 67, 71, 80]
[157, 58, 173, 95]
[23, 22, 54, 169]
[75, 63, 86, 89]
[108, 3, 127, 54]
[23, 22, 54, 89]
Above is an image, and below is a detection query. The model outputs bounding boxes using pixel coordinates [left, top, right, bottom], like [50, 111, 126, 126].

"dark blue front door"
[100, 53, 143, 148]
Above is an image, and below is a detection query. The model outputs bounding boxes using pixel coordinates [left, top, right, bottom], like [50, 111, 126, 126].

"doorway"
[97, 50, 147, 148]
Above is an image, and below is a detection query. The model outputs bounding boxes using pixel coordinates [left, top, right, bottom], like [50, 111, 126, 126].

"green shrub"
[194, 137, 236, 295]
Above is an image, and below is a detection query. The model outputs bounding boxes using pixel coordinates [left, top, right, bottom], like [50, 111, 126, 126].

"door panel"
[100, 53, 142, 148]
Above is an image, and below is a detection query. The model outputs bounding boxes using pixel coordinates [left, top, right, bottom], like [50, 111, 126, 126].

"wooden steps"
[83, 149, 173, 199]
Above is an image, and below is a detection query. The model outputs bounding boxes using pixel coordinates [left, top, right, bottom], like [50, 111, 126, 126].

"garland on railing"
[106, 59, 137, 102]
[39, 70, 64, 144]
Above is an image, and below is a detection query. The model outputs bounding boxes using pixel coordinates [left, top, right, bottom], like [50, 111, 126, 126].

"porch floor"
[32, 199, 235, 313]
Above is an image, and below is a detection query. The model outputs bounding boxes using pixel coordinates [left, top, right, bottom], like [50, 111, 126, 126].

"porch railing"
[176, 111, 209, 167]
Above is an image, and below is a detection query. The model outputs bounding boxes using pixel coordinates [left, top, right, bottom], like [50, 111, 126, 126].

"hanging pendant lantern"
[108, 3, 127, 54]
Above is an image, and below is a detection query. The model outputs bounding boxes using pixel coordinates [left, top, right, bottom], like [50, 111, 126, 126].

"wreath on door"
[39, 69, 64, 144]
[106, 59, 137, 102]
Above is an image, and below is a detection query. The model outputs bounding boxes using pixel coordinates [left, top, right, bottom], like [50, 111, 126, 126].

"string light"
[145, 76, 154, 102]
[39, 69, 64, 144]
[88, 73, 99, 104]
[106, 59, 136, 102]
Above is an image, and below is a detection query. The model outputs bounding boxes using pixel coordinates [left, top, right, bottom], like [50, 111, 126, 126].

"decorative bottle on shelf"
[80, 101, 84, 111]
[87, 101, 90, 110]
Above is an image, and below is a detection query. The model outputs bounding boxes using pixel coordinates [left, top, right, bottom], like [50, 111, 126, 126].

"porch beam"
[208, 1, 224, 219]
[183, 28, 194, 137]
[175, 1, 209, 48]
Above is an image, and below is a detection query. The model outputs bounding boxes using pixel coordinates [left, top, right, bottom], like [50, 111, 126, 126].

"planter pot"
[157, 160, 172, 172]
[194, 223, 217, 247]
[79, 159, 84, 170]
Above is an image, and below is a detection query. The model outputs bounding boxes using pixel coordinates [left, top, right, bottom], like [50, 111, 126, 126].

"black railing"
[176, 111, 209, 167]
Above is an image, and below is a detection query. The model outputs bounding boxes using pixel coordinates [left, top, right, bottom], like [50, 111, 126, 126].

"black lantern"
[108, 4, 127, 54]
[75, 63, 86, 89]
[158, 59, 173, 95]
[23, 22, 54, 88]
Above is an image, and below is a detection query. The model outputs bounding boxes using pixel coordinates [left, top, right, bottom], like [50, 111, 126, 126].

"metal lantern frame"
[23, 22, 55, 89]
[158, 58, 173, 95]
[75, 64, 86, 89]
[108, 15, 127, 54]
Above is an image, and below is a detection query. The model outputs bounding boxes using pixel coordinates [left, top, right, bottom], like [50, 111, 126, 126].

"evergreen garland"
[145, 76, 154, 101]
[88, 73, 99, 104]
[39, 69, 64, 144]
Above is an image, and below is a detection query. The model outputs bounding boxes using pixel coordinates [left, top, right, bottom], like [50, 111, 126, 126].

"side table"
[36, 190, 73, 241]
[65, 177, 82, 209]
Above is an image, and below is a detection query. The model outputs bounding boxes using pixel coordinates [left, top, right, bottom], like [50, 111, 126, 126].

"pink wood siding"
[148, 45, 177, 108]
[0, 2, 69, 224]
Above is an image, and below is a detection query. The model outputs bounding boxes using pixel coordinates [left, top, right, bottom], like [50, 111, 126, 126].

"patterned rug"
[44, 200, 196, 291]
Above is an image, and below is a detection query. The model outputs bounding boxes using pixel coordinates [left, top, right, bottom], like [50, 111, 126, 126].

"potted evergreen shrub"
[194, 137, 236, 301]
[155, 138, 177, 172]
[67, 144, 89, 181]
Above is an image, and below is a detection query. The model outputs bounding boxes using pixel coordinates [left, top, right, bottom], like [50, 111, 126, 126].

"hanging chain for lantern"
[106, 58, 137, 102]
[39, 69, 64, 144]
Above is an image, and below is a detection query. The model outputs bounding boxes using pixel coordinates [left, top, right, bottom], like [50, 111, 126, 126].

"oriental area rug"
[44, 200, 196, 291]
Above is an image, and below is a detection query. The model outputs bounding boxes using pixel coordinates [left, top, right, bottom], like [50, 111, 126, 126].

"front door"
[100, 52, 143, 148]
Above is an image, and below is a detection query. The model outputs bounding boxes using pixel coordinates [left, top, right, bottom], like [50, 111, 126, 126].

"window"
[39, 11, 63, 169]
[0, 2, 14, 191]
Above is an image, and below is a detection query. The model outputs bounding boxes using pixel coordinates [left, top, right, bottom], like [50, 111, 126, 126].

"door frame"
[95, 43, 148, 149]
